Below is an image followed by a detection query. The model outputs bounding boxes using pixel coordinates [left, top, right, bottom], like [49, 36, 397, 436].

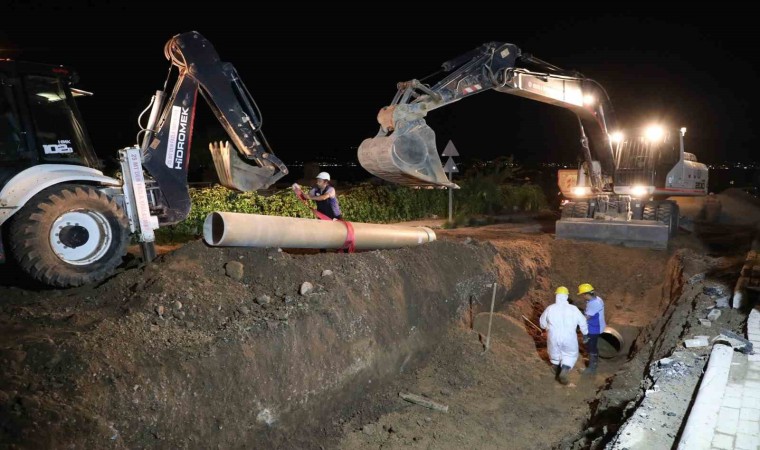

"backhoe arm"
[141, 31, 287, 225]
[359, 42, 616, 190]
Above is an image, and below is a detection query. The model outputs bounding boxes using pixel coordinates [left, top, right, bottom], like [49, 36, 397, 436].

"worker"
[307, 172, 342, 221]
[578, 283, 606, 375]
[539, 286, 589, 385]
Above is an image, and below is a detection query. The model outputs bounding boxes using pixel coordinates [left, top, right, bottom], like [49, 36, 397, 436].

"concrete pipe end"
[203, 212, 226, 246]
[420, 227, 437, 243]
[598, 326, 625, 359]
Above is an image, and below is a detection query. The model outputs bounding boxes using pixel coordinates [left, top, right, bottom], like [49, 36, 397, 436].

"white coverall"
[539, 293, 589, 368]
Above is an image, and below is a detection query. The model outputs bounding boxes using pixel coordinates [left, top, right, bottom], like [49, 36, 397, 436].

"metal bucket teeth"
[209, 141, 284, 191]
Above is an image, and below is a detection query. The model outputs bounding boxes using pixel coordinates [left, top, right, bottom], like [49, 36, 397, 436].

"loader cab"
[0, 60, 98, 188]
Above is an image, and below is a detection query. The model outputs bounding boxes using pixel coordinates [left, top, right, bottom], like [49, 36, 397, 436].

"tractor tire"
[561, 202, 575, 219]
[642, 202, 657, 221]
[656, 201, 679, 237]
[573, 201, 590, 218]
[8, 184, 130, 287]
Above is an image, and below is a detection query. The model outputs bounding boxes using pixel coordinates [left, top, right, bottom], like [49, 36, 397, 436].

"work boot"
[551, 364, 560, 377]
[583, 354, 599, 375]
[558, 365, 571, 385]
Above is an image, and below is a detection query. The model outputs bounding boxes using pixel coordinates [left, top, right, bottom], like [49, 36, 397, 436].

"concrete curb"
[677, 344, 735, 450]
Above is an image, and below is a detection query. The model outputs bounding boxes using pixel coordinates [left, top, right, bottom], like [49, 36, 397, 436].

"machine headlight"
[631, 185, 648, 197]
[645, 125, 664, 141]
[572, 186, 589, 197]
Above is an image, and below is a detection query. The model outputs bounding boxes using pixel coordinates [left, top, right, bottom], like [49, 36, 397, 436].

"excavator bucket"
[358, 123, 458, 188]
[209, 141, 283, 191]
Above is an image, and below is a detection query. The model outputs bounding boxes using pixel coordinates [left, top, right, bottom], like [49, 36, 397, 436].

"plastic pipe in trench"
[203, 212, 437, 250]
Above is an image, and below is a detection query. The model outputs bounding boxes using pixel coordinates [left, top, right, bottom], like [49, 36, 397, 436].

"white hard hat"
[316, 172, 330, 180]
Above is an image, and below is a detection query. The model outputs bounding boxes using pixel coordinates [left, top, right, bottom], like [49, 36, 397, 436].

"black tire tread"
[8, 184, 129, 287]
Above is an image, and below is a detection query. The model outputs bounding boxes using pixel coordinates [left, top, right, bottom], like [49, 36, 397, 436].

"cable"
[135, 95, 155, 147]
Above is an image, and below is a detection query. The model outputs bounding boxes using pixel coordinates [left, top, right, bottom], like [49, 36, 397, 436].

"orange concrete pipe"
[203, 212, 436, 250]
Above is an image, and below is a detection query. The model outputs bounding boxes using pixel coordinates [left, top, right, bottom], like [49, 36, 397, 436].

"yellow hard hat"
[578, 283, 595, 295]
[555, 286, 569, 295]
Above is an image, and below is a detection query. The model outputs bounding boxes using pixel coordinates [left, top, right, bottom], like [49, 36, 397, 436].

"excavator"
[0, 31, 288, 287]
[358, 42, 708, 248]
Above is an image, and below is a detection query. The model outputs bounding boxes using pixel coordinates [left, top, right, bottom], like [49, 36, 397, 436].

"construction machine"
[0, 31, 288, 287]
[358, 42, 708, 248]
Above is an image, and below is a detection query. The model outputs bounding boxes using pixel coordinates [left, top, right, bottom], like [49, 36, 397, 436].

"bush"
[156, 184, 448, 240]
[156, 178, 548, 241]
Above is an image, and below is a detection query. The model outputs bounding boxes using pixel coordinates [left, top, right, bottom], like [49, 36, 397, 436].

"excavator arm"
[140, 31, 288, 225]
[358, 42, 616, 190]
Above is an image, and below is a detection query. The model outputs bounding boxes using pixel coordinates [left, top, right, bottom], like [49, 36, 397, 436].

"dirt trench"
[0, 217, 753, 449]
[0, 236, 545, 449]
[330, 223, 753, 450]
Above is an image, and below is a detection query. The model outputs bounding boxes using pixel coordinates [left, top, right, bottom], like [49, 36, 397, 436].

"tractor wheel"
[643, 202, 657, 221]
[8, 184, 130, 287]
[656, 201, 679, 237]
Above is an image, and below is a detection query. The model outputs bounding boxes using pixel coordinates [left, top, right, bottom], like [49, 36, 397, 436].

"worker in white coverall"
[540, 286, 589, 385]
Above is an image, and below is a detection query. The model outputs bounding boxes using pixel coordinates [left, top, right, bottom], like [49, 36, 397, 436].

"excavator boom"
[358, 42, 616, 190]
[141, 31, 288, 225]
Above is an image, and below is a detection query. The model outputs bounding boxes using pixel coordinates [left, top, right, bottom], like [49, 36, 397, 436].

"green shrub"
[155, 177, 548, 241]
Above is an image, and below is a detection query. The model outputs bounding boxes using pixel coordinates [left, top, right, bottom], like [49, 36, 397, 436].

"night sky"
[2, 4, 758, 176]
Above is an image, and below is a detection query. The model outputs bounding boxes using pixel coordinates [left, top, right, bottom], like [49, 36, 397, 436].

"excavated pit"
[0, 216, 753, 449]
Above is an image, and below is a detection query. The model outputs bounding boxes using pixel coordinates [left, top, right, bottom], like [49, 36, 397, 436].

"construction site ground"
[0, 189, 758, 449]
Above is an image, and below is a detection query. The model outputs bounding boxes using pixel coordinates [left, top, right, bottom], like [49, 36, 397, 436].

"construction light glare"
[583, 95, 595, 105]
[645, 125, 664, 141]
[680, 127, 687, 136]
[610, 132, 624, 143]
[631, 185, 648, 197]
[572, 186, 588, 197]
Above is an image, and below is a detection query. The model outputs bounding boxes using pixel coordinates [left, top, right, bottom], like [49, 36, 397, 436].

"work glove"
[582, 335, 590, 344]
[291, 183, 301, 191]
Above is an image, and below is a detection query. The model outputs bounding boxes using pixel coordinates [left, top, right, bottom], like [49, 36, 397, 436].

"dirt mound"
[0, 236, 546, 449]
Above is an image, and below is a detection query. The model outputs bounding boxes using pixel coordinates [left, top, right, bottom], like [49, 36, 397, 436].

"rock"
[173, 301, 183, 310]
[703, 284, 728, 296]
[239, 306, 251, 315]
[173, 310, 185, 320]
[658, 358, 674, 367]
[150, 324, 160, 333]
[707, 309, 722, 321]
[715, 296, 730, 308]
[225, 261, 244, 280]
[155, 305, 165, 317]
[464, 237, 473, 244]
[362, 424, 376, 435]
[683, 337, 709, 348]
[321, 270, 333, 277]
[713, 330, 753, 353]
[688, 273, 705, 284]
[699, 318, 712, 327]
[300, 282, 314, 296]
[255, 295, 271, 305]
[440, 388, 452, 396]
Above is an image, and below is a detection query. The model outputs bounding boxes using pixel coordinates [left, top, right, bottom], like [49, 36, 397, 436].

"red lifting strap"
[294, 186, 355, 253]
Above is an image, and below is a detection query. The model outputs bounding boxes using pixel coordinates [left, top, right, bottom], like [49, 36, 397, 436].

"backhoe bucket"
[358, 123, 458, 188]
[209, 141, 283, 191]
